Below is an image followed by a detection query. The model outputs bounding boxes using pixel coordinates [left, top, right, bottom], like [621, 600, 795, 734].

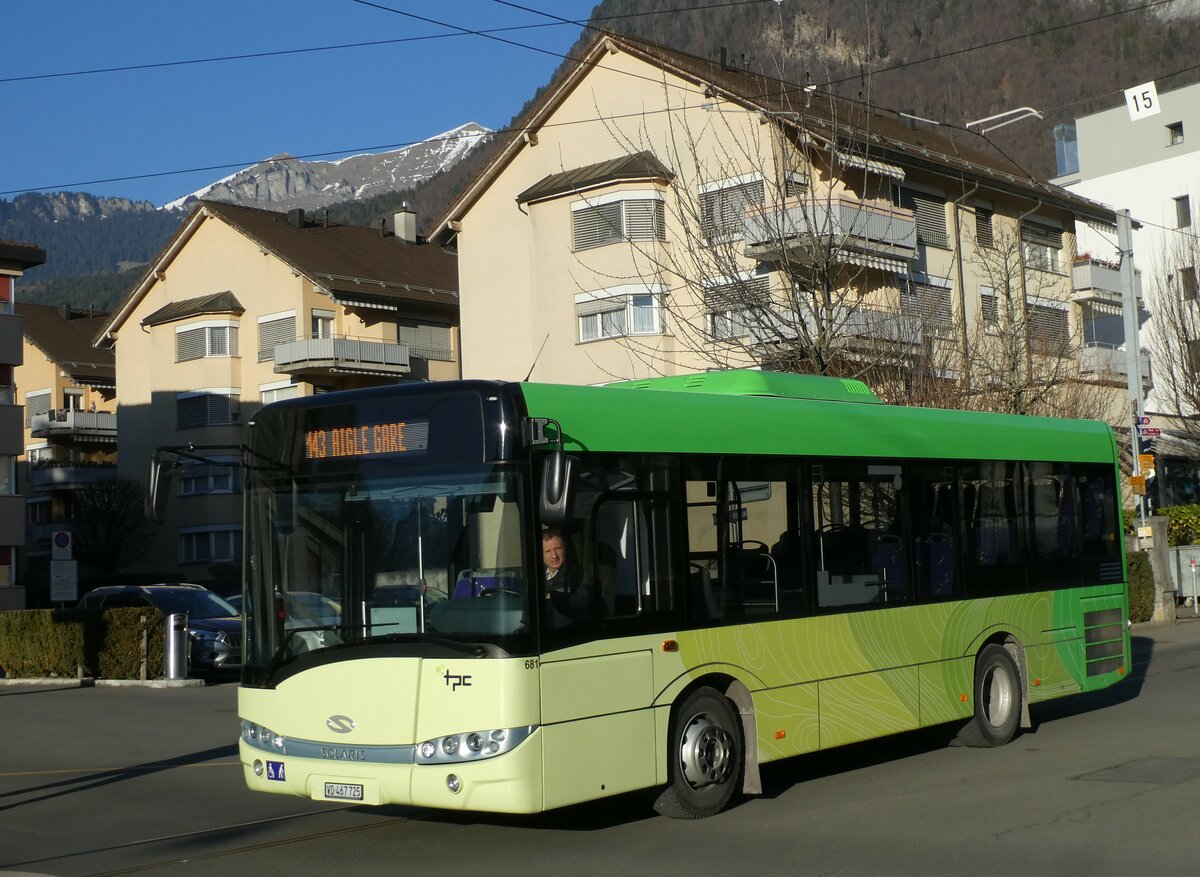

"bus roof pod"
[607, 369, 884, 405]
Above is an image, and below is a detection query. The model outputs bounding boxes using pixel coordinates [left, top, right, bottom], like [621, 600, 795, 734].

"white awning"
[844, 250, 910, 273]
[836, 153, 907, 181]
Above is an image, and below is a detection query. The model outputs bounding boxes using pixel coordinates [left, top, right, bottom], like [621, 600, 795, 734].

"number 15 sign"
[1125, 81, 1161, 121]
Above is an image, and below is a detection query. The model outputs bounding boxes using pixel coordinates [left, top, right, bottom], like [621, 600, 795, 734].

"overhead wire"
[2, 0, 1193, 198]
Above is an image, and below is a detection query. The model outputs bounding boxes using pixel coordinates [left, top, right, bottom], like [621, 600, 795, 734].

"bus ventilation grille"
[1097, 561, 1124, 583]
[1083, 608, 1125, 677]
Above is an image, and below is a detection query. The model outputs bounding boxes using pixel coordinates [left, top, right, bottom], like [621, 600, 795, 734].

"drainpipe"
[951, 181, 980, 394]
[1016, 199, 1044, 413]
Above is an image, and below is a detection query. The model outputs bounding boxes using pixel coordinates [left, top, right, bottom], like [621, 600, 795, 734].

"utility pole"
[1118, 208, 1147, 521]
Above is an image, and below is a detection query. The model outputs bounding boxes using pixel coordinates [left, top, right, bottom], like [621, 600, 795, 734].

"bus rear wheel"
[958, 644, 1022, 748]
[655, 686, 742, 818]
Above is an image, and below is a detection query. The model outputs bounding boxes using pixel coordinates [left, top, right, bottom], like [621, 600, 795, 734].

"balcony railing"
[743, 194, 918, 266]
[29, 409, 118, 440]
[1077, 342, 1152, 382]
[273, 335, 411, 376]
[1072, 257, 1144, 302]
[28, 461, 118, 492]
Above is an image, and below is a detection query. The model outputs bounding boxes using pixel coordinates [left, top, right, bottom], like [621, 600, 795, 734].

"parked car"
[77, 583, 241, 672]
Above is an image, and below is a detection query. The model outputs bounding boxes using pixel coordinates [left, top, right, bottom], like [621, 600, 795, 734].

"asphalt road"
[2, 621, 1199, 877]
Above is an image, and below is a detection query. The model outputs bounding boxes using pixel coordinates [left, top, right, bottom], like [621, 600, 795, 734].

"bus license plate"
[324, 782, 364, 801]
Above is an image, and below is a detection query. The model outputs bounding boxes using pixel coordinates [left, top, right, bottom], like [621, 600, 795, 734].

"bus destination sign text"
[304, 420, 429, 460]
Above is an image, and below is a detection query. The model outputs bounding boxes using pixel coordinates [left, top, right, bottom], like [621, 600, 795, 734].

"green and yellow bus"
[232, 370, 1129, 818]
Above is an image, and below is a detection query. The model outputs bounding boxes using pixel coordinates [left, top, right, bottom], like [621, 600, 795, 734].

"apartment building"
[13, 303, 116, 605]
[1055, 81, 1200, 505]
[0, 238, 47, 609]
[96, 202, 459, 592]
[431, 33, 1125, 427]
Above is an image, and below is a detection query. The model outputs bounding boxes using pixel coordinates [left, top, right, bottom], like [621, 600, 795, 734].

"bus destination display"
[304, 420, 429, 460]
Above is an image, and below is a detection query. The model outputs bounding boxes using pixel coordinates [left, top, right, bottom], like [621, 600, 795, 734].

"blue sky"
[2, 1, 599, 206]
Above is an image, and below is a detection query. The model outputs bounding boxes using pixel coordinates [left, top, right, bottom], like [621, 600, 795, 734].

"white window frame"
[179, 525, 242, 564]
[175, 319, 239, 362]
[704, 274, 770, 341]
[571, 190, 666, 252]
[1020, 218, 1065, 275]
[699, 174, 767, 243]
[311, 308, 335, 339]
[258, 310, 297, 361]
[575, 284, 666, 343]
[1176, 195, 1193, 229]
[178, 456, 239, 497]
[259, 379, 301, 406]
[176, 387, 241, 430]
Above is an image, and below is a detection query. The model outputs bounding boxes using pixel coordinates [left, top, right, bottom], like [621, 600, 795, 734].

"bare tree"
[1145, 231, 1200, 443]
[72, 478, 153, 576]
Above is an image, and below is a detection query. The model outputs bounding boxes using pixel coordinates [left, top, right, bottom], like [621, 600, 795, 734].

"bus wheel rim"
[982, 664, 1014, 728]
[679, 712, 734, 789]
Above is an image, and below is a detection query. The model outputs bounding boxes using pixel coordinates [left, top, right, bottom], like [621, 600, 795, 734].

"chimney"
[288, 208, 305, 228]
[394, 204, 417, 243]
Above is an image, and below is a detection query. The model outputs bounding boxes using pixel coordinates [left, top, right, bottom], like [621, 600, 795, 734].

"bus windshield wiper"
[365, 629, 490, 657]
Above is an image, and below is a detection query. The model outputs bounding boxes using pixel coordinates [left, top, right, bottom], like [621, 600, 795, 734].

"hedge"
[0, 608, 166, 679]
[1155, 504, 1200, 547]
[1128, 551, 1156, 624]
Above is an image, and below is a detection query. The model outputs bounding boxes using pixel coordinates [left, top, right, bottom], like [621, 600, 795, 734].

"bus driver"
[542, 527, 596, 627]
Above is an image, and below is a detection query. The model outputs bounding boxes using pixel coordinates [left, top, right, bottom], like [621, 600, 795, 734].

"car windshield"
[244, 462, 532, 678]
[149, 589, 238, 619]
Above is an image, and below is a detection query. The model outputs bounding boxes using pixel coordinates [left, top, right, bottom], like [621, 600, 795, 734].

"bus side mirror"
[145, 452, 179, 525]
[539, 451, 575, 528]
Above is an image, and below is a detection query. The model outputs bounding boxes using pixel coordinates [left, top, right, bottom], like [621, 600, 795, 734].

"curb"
[0, 677, 205, 688]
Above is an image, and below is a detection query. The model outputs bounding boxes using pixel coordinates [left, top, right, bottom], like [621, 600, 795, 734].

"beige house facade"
[14, 303, 116, 604]
[97, 202, 459, 593]
[431, 33, 1129, 429]
[1, 239, 47, 608]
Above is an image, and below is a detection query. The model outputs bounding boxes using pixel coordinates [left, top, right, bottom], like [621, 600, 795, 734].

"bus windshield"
[243, 462, 532, 679]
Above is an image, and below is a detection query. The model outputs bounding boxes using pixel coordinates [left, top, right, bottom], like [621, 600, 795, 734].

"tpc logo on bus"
[444, 669, 472, 691]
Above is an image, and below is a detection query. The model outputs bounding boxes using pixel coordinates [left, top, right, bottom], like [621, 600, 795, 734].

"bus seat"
[688, 562, 720, 622]
[453, 569, 494, 598]
[869, 532, 907, 600]
[923, 533, 956, 597]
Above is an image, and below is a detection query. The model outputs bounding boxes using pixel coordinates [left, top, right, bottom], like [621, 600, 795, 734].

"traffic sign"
[1139, 453, 1156, 470]
[1136, 416, 1151, 426]
[1129, 474, 1147, 495]
[51, 530, 72, 561]
[1139, 427, 1162, 438]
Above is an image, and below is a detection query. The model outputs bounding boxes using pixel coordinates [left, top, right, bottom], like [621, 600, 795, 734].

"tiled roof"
[432, 32, 1118, 240]
[517, 151, 675, 204]
[203, 202, 458, 308]
[0, 238, 47, 269]
[141, 291, 244, 327]
[16, 302, 115, 383]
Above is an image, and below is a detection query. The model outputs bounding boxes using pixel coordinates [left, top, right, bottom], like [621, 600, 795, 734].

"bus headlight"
[416, 725, 536, 765]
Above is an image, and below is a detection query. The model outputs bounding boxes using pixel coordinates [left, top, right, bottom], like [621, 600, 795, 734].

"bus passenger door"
[538, 465, 664, 810]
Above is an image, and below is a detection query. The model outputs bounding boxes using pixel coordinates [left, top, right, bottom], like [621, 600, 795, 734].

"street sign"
[1139, 453, 1156, 470]
[1136, 416, 1151, 426]
[51, 530, 72, 561]
[50, 559, 78, 603]
[1129, 474, 1147, 495]
[1139, 427, 1162, 438]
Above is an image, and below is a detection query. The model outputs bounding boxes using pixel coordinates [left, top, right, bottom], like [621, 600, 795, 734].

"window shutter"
[258, 317, 295, 361]
[1028, 302, 1069, 348]
[177, 395, 206, 429]
[701, 180, 764, 240]
[899, 189, 949, 248]
[1021, 221, 1063, 249]
[623, 199, 665, 241]
[576, 296, 628, 318]
[397, 318, 452, 360]
[572, 203, 624, 251]
[176, 328, 206, 362]
[975, 207, 994, 249]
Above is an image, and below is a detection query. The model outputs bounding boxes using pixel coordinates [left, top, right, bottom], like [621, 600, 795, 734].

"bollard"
[164, 612, 189, 680]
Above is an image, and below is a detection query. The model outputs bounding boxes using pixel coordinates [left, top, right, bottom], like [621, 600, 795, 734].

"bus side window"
[962, 461, 1026, 596]
[910, 464, 961, 601]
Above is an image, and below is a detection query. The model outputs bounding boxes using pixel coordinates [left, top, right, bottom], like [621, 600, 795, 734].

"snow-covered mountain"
[164, 122, 491, 212]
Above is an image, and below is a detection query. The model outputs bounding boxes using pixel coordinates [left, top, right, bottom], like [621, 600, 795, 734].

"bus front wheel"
[655, 686, 742, 818]
[958, 644, 1022, 748]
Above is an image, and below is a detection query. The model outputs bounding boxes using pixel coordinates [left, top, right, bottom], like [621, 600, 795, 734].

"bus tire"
[958, 644, 1022, 748]
[654, 686, 742, 818]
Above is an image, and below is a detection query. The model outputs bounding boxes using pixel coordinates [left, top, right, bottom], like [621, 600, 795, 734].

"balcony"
[30, 409, 118, 441]
[1077, 342, 1152, 383]
[1072, 257, 1144, 303]
[743, 194, 918, 269]
[28, 461, 118, 492]
[272, 335, 411, 377]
